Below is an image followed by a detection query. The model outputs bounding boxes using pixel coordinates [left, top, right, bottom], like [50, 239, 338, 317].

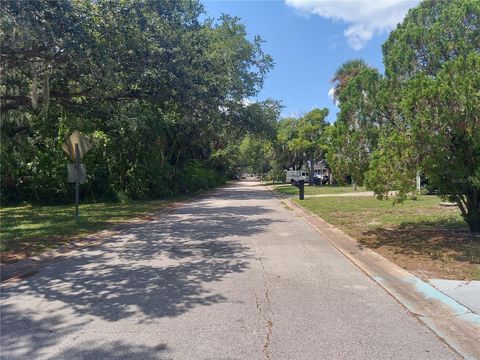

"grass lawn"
[294, 195, 480, 280]
[0, 198, 184, 264]
[274, 184, 366, 196]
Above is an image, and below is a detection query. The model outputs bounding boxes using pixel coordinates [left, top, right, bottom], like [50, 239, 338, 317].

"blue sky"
[202, 0, 419, 122]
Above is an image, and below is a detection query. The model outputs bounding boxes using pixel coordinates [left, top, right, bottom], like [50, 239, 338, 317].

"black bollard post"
[298, 179, 304, 200]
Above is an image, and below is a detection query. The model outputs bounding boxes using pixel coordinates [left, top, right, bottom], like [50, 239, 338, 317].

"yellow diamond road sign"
[62, 130, 92, 161]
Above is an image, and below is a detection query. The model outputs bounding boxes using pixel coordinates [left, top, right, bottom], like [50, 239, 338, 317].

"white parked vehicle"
[286, 170, 309, 185]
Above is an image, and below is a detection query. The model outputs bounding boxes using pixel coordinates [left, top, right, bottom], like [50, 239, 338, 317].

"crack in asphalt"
[262, 288, 273, 360]
[254, 251, 273, 360]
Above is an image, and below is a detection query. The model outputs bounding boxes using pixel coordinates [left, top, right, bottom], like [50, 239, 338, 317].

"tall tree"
[297, 108, 329, 185]
[366, 0, 480, 233]
[326, 61, 383, 188]
[401, 54, 480, 232]
[331, 59, 369, 103]
[275, 118, 300, 170]
[280, 109, 329, 184]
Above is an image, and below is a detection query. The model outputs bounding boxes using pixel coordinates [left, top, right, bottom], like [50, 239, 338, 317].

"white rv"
[285, 170, 309, 185]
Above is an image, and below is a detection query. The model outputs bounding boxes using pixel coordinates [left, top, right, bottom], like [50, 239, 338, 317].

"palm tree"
[331, 59, 369, 103]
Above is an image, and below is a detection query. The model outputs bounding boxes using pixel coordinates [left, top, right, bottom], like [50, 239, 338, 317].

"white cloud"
[328, 87, 335, 99]
[328, 87, 339, 106]
[285, 0, 419, 49]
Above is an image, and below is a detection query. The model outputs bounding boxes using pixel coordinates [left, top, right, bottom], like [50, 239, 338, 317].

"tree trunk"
[465, 195, 480, 234]
[31, 71, 38, 109]
[42, 75, 49, 114]
[352, 181, 357, 191]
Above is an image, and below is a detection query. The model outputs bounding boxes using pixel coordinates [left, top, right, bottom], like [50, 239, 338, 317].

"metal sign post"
[62, 130, 92, 221]
[75, 143, 80, 221]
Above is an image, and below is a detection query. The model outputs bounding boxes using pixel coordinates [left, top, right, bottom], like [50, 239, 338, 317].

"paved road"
[1, 182, 460, 359]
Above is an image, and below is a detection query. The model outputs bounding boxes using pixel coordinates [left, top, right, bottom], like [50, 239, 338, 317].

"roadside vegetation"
[1, 1, 279, 205]
[296, 196, 480, 280]
[324, 0, 480, 233]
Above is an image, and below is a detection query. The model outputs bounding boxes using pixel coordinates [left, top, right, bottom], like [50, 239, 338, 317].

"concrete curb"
[283, 196, 480, 360]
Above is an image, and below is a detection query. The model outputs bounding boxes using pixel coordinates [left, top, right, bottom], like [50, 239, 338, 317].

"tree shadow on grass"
[0, 205, 149, 242]
[360, 219, 480, 265]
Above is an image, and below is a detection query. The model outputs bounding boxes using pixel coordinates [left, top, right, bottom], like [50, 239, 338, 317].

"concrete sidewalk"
[1, 182, 463, 359]
[429, 279, 480, 314]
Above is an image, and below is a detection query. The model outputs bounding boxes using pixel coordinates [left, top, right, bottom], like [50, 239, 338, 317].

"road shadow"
[1, 303, 86, 359]
[1, 188, 278, 326]
[53, 342, 172, 360]
[1, 303, 171, 359]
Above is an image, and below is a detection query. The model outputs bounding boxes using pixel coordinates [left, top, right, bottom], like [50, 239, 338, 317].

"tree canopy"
[0, 0, 280, 203]
[325, 0, 480, 233]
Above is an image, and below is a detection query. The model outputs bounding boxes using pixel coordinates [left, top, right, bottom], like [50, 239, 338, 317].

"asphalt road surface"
[1, 182, 460, 359]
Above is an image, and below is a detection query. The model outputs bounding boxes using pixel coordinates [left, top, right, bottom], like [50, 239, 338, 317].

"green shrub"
[178, 160, 223, 193]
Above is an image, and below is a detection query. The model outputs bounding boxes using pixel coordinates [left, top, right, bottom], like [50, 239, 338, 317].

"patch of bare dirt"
[360, 227, 480, 280]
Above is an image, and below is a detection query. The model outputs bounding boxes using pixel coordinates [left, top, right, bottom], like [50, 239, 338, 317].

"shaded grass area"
[274, 184, 366, 196]
[295, 195, 480, 280]
[0, 198, 184, 263]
